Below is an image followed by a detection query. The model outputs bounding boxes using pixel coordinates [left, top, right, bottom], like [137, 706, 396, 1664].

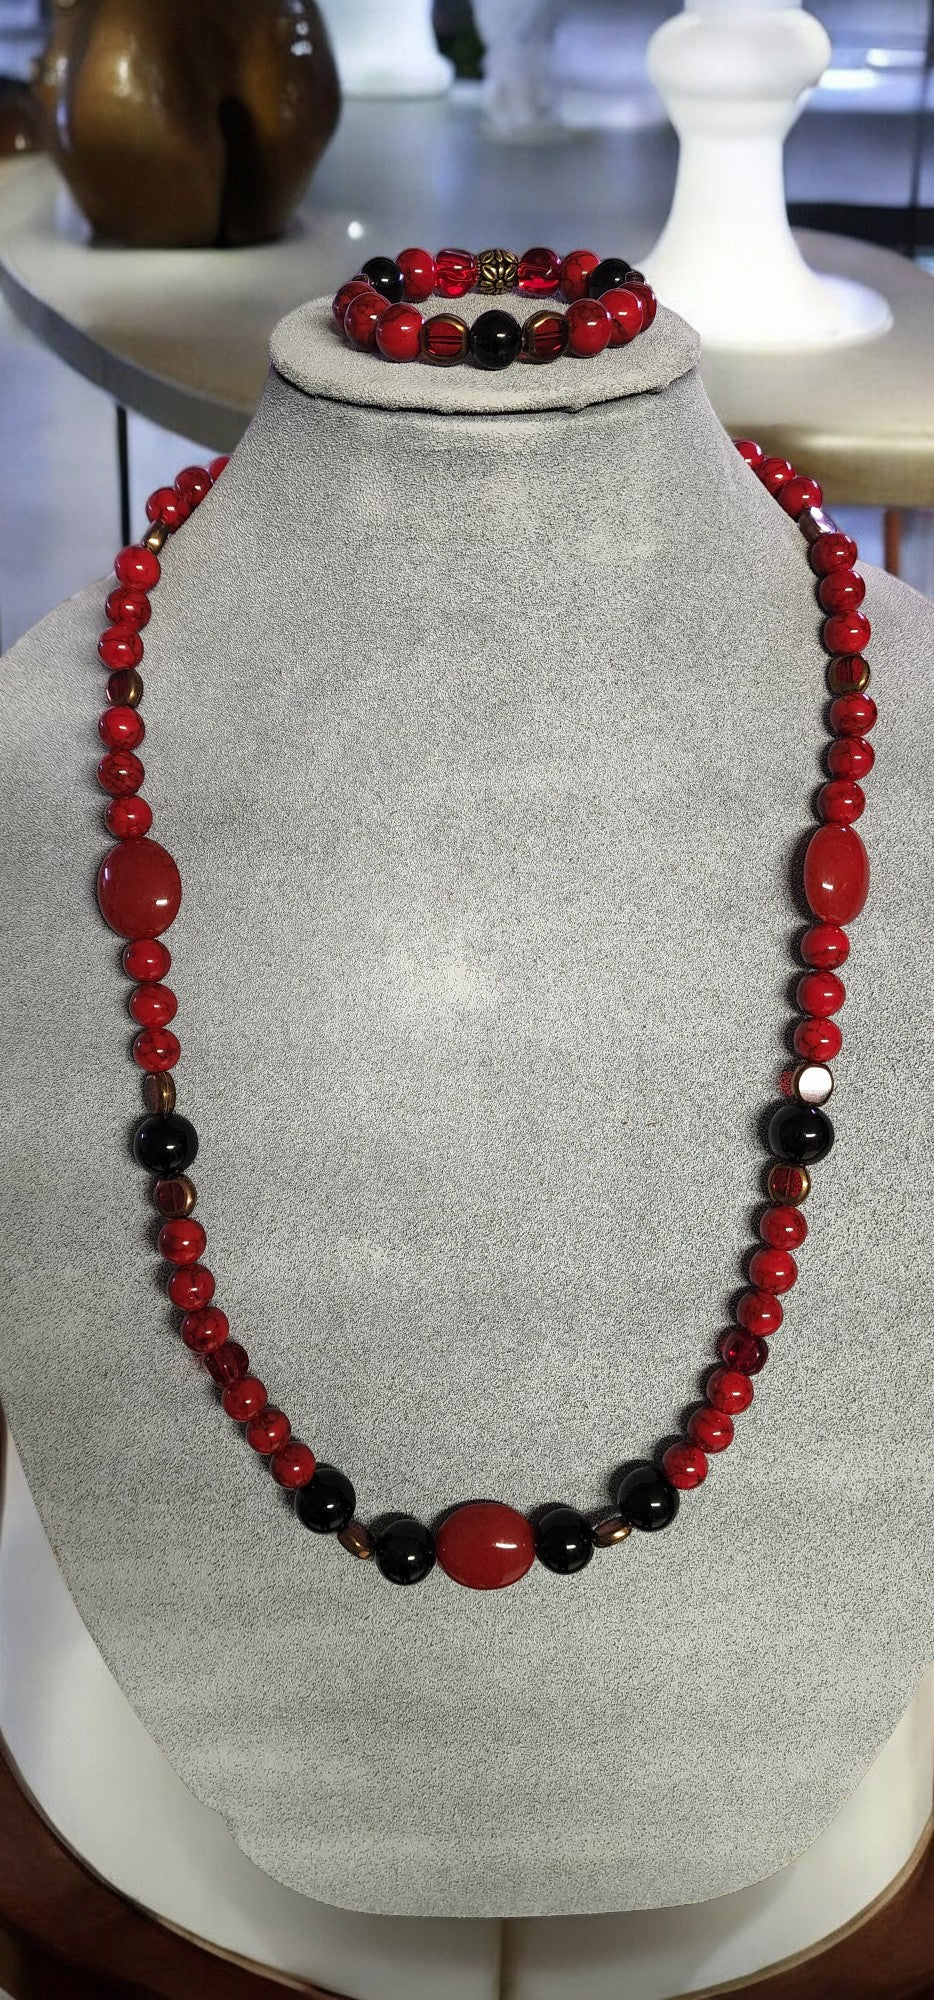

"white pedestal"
[315, 0, 453, 99]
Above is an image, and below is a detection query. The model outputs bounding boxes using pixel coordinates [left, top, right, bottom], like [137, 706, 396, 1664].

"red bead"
[98, 705, 144, 751]
[767, 1163, 811, 1203]
[818, 569, 865, 614]
[435, 1501, 535, 1591]
[760, 1203, 808, 1250]
[221, 1376, 267, 1422]
[375, 303, 424, 361]
[114, 545, 161, 590]
[600, 286, 645, 345]
[734, 438, 764, 470]
[796, 970, 845, 1017]
[343, 291, 390, 350]
[97, 837, 182, 938]
[625, 281, 657, 328]
[558, 249, 599, 301]
[706, 1367, 754, 1415]
[809, 531, 858, 576]
[181, 1305, 230, 1353]
[98, 625, 143, 671]
[687, 1404, 734, 1453]
[521, 311, 569, 361]
[158, 1217, 207, 1265]
[565, 298, 613, 356]
[801, 922, 849, 969]
[331, 277, 376, 323]
[246, 1406, 292, 1454]
[749, 1247, 797, 1293]
[434, 248, 478, 297]
[129, 981, 178, 1027]
[132, 1026, 181, 1072]
[105, 795, 153, 840]
[98, 750, 145, 797]
[759, 456, 795, 493]
[396, 247, 438, 302]
[804, 823, 870, 924]
[735, 1288, 783, 1336]
[827, 655, 870, 696]
[793, 1016, 842, 1061]
[175, 466, 212, 507]
[661, 1441, 708, 1489]
[517, 246, 561, 295]
[818, 778, 865, 824]
[145, 485, 191, 530]
[718, 1329, 769, 1375]
[105, 586, 151, 630]
[204, 1339, 248, 1385]
[270, 1439, 317, 1488]
[823, 610, 871, 657]
[420, 314, 469, 363]
[168, 1262, 215, 1310]
[208, 456, 229, 481]
[827, 736, 874, 779]
[779, 474, 822, 517]
[123, 937, 171, 980]
[830, 692, 877, 738]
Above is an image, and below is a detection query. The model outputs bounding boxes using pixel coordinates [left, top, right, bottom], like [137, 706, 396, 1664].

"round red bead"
[779, 474, 822, 517]
[375, 303, 424, 361]
[175, 466, 212, 507]
[818, 569, 865, 614]
[830, 693, 877, 738]
[435, 1501, 535, 1590]
[221, 1376, 267, 1422]
[98, 625, 143, 671]
[343, 292, 389, 350]
[818, 778, 865, 824]
[331, 278, 374, 324]
[625, 281, 657, 328]
[793, 1016, 842, 1061]
[270, 1440, 317, 1488]
[600, 286, 645, 345]
[517, 246, 561, 295]
[123, 937, 170, 980]
[158, 1217, 207, 1265]
[823, 610, 871, 657]
[804, 823, 869, 924]
[687, 1405, 734, 1452]
[168, 1263, 215, 1309]
[98, 705, 144, 751]
[105, 586, 151, 630]
[181, 1306, 230, 1353]
[246, 1406, 292, 1454]
[736, 1288, 782, 1336]
[760, 1204, 808, 1250]
[759, 456, 795, 493]
[132, 1026, 181, 1072]
[706, 1367, 754, 1414]
[718, 1329, 769, 1375]
[146, 485, 190, 530]
[97, 837, 182, 939]
[558, 249, 599, 301]
[801, 922, 849, 969]
[748, 1247, 797, 1293]
[396, 247, 437, 302]
[809, 531, 858, 576]
[205, 1339, 248, 1385]
[565, 298, 613, 355]
[796, 970, 845, 1017]
[208, 456, 229, 481]
[105, 795, 153, 840]
[661, 1441, 708, 1489]
[734, 438, 764, 470]
[98, 750, 144, 797]
[129, 981, 177, 1027]
[435, 248, 478, 297]
[827, 736, 874, 779]
[114, 545, 160, 590]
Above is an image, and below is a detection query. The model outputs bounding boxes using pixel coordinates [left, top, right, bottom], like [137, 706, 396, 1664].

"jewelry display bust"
[0, 285, 933, 1985]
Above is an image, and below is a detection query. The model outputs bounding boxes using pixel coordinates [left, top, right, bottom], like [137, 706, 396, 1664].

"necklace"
[94, 435, 874, 1592]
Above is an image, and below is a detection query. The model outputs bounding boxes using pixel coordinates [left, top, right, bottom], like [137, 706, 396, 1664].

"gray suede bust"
[0, 295, 933, 1920]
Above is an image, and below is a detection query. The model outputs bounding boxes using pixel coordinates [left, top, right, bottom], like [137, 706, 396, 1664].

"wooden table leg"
[884, 507, 903, 576]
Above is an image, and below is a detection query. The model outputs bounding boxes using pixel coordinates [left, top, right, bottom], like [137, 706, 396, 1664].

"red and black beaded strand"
[93, 435, 873, 1591]
[332, 247, 657, 368]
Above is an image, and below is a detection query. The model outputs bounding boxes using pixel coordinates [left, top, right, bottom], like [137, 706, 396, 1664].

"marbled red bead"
[706, 1367, 754, 1415]
[565, 298, 613, 355]
[778, 474, 822, 517]
[436, 1501, 535, 1590]
[98, 705, 144, 751]
[734, 438, 764, 469]
[661, 1441, 708, 1489]
[175, 466, 212, 507]
[749, 1246, 797, 1293]
[818, 778, 865, 824]
[801, 922, 849, 969]
[396, 247, 437, 301]
[208, 455, 229, 481]
[827, 736, 874, 779]
[221, 1375, 268, 1422]
[793, 1016, 842, 1061]
[181, 1305, 230, 1353]
[97, 837, 182, 938]
[625, 281, 657, 327]
[146, 485, 190, 530]
[517, 246, 561, 294]
[760, 1203, 808, 1249]
[434, 248, 478, 297]
[105, 795, 153, 840]
[246, 1405, 292, 1454]
[331, 277, 374, 324]
[830, 692, 877, 738]
[759, 456, 795, 493]
[823, 610, 871, 657]
[718, 1329, 769, 1375]
[168, 1262, 215, 1309]
[114, 544, 160, 590]
[98, 625, 143, 671]
[804, 823, 870, 924]
[736, 1288, 783, 1335]
[809, 531, 858, 576]
[158, 1217, 207, 1265]
[687, 1404, 734, 1452]
[796, 970, 845, 1016]
[132, 1025, 181, 1072]
[558, 249, 599, 300]
[270, 1439, 317, 1488]
[105, 586, 151, 630]
[375, 303, 424, 361]
[123, 937, 171, 980]
[600, 286, 645, 345]
[129, 981, 178, 1027]
[97, 750, 145, 796]
[343, 291, 390, 349]
[205, 1339, 249, 1385]
[818, 569, 865, 614]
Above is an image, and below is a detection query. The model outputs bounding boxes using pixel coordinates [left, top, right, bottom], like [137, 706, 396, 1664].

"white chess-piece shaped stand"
[315, 0, 453, 97]
[473, 0, 567, 142]
[642, 0, 893, 350]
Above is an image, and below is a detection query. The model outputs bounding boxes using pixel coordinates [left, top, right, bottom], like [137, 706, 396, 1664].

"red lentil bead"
[270, 1439, 317, 1488]
[735, 1288, 783, 1336]
[749, 1246, 797, 1293]
[804, 822, 870, 924]
[687, 1405, 734, 1453]
[221, 1375, 268, 1422]
[97, 835, 182, 938]
[600, 286, 645, 344]
[158, 1216, 207, 1265]
[796, 969, 845, 1017]
[809, 531, 858, 576]
[662, 1440, 708, 1489]
[105, 586, 151, 630]
[625, 281, 657, 328]
[759, 456, 795, 494]
[434, 247, 478, 297]
[823, 610, 871, 657]
[98, 749, 145, 796]
[129, 981, 177, 1027]
[105, 795, 153, 840]
[778, 474, 822, 517]
[343, 290, 390, 350]
[517, 245, 561, 294]
[793, 1016, 842, 1061]
[98, 625, 143, 671]
[375, 302, 424, 361]
[558, 249, 599, 300]
[132, 1025, 181, 1072]
[168, 1262, 215, 1309]
[830, 692, 877, 737]
[760, 1204, 808, 1249]
[718, 1329, 769, 1374]
[146, 485, 191, 530]
[801, 922, 849, 969]
[827, 736, 874, 779]
[565, 298, 613, 355]
[246, 1405, 292, 1454]
[114, 544, 161, 590]
[106, 667, 144, 708]
[181, 1305, 230, 1353]
[734, 438, 764, 470]
[706, 1366, 754, 1415]
[208, 455, 229, 481]
[396, 247, 437, 301]
[98, 705, 144, 751]
[827, 656, 870, 696]
[175, 466, 212, 507]
[205, 1339, 249, 1386]
[331, 277, 374, 324]
[123, 937, 171, 980]
[818, 778, 865, 825]
[818, 569, 865, 615]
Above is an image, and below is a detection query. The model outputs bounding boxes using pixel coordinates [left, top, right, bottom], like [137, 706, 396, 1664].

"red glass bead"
[565, 298, 613, 355]
[706, 1367, 754, 1415]
[98, 625, 143, 671]
[818, 569, 865, 614]
[687, 1405, 734, 1453]
[827, 736, 874, 779]
[818, 778, 865, 825]
[105, 795, 153, 840]
[221, 1376, 267, 1422]
[718, 1329, 769, 1375]
[129, 981, 178, 1027]
[420, 313, 469, 363]
[827, 655, 870, 695]
[114, 545, 160, 590]
[434, 247, 478, 297]
[169, 1262, 216, 1309]
[625, 281, 657, 328]
[343, 292, 390, 350]
[796, 970, 845, 1017]
[435, 1501, 535, 1591]
[517, 246, 561, 295]
[661, 1441, 708, 1490]
[396, 247, 438, 302]
[97, 837, 182, 938]
[132, 1026, 181, 1072]
[181, 1305, 230, 1353]
[521, 311, 569, 361]
[558, 249, 599, 301]
[734, 438, 764, 470]
[175, 466, 212, 507]
[375, 303, 424, 361]
[123, 937, 171, 980]
[760, 456, 795, 493]
[205, 1339, 248, 1385]
[106, 668, 144, 709]
[105, 586, 151, 630]
[778, 474, 822, 517]
[146, 485, 190, 530]
[331, 277, 375, 324]
[823, 610, 871, 657]
[804, 823, 869, 924]
[270, 1439, 317, 1488]
[208, 456, 229, 481]
[98, 705, 144, 751]
[158, 1217, 207, 1265]
[98, 749, 144, 796]
[801, 922, 849, 969]
[600, 286, 645, 345]
[749, 1246, 797, 1293]
[793, 1016, 842, 1061]
[246, 1406, 292, 1454]
[809, 531, 857, 577]
[767, 1162, 811, 1203]
[830, 693, 877, 738]
[735, 1288, 783, 1336]
[760, 1204, 808, 1250]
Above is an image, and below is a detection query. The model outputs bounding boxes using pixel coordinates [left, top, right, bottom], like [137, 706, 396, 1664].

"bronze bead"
[142, 521, 169, 553]
[107, 667, 144, 708]
[337, 1520, 374, 1559]
[521, 309, 570, 362]
[143, 1069, 176, 1115]
[153, 1174, 197, 1218]
[592, 1514, 632, 1547]
[827, 655, 870, 695]
[476, 247, 519, 293]
[420, 313, 470, 364]
[766, 1161, 811, 1204]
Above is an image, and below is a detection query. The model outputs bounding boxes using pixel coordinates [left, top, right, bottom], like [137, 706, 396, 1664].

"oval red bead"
[518, 245, 561, 294]
[706, 1367, 755, 1414]
[661, 1441, 708, 1489]
[434, 247, 478, 297]
[208, 455, 229, 481]
[687, 1405, 734, 1452]
[760, 1204, 808, 1250]
[270, 1440, 317, 1488]
[181, 1306, 230, 1353]
[803, 823, 869, 924]
[435, 1501, 535, 1591]
[331, 277, 374, 324]
[625, 281, 657, 327]
[375, 303, 424, 361]
[343, 292, 389, 350]
[396, 247, 437, 302]
[97, 838, 182, 938]
[748, 1247, 797, 1293]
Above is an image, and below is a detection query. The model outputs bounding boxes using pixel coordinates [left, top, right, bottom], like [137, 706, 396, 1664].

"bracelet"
[331, 246, 657, 369]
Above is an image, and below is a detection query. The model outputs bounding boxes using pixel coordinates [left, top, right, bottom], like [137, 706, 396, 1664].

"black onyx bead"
[616, 1461, 680, 1532]
[587, 257, 634, 298]
[372, 1515, 436, 1585]
[534, 1506, 594, 1575]
[295, 1464, 356, 1535]
[359, 255, 405, 302]
[133, 1113, 198, 1176]
[469, 309, 522, 370]
[768, 1103, 834, 1165]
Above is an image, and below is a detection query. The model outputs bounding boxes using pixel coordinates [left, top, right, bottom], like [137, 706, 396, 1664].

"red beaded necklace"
[94, 436, 874, 1592]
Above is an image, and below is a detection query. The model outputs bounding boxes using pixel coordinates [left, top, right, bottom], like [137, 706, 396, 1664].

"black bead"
[372, 1515, 436, 1585]
[359, 256, 405, 303]
[534, 1506, 594, 1575]
[767, 1103, 834, 1165]
[587, 257, 634, 298]
[133, 1113, 198, 1176]
[469, 309, 522, 370]
[616, 1461, 680, 1532]
[295, 1463, 356, 1535]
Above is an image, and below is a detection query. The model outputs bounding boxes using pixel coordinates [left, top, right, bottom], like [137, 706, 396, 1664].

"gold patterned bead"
[142, 521, 169, 553]
[592, 1515, 632, 1547]
[766, 1162, 811, 1204]
[337, 1520, 374, 1559]
[476, 247, 519, 293]
[143, 1070, 176, 1115]
[153, 1174, 197, 1218]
